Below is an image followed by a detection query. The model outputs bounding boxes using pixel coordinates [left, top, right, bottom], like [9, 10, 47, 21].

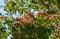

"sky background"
[0, 0, 4, 5]
[0, 0, 6, 16]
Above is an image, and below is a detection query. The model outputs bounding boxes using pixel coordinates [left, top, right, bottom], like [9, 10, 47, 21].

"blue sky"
[0, 0, 6, 16]
[0, 0, 4, 5]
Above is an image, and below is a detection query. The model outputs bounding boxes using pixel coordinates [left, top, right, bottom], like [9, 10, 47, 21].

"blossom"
[27, 19, 34, 23]
[44, 16, 48, 20]
[15, 15, 34, 26]
[19, 20, 25, 25]
[16, 17, 23, 21]
[36, 11, 45, 16]
[50, 14, 58, 20]
[24, 15, 31, 19]
[50, 14, 57, 17]
[6, 0, 11, 2]
[27, 11, 34, 16]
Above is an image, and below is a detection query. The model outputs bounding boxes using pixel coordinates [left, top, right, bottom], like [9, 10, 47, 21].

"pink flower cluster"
[50, 14, 58, 20]
[15, 12, 34, 26]
[15, 11, 58, 26]
[36, 11, 58, 20]
[36, 11, 46, 16]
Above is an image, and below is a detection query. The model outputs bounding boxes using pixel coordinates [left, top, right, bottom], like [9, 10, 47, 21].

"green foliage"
[0, 23, 7, 39]
[2, 0, 60, 39]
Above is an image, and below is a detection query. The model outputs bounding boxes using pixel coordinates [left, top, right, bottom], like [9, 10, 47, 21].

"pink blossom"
[50, 14, 58, 20]
[36, 11, 45, 16]
[44, 16, 48, 20]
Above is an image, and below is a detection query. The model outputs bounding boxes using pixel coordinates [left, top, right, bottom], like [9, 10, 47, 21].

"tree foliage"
[0, 0, 60, 39]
